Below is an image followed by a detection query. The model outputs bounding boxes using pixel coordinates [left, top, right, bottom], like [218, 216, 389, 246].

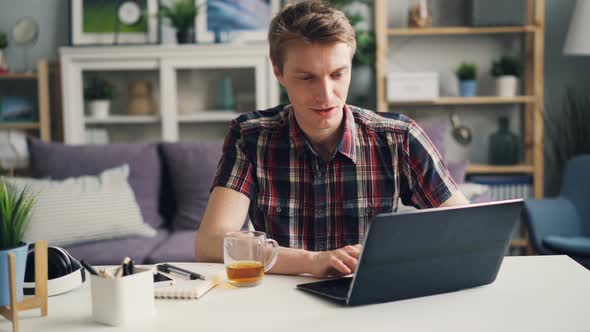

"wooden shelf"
[0, 72, 38, 80]
[388, 26, 537, 36]
[389, 96, 535, 106]
[466, 164, 535, 174]
[0, 122, 41, 130]
[85, 115, 160, 125]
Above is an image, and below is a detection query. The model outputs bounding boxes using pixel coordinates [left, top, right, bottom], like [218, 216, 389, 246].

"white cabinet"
[60, 44, 279, 144]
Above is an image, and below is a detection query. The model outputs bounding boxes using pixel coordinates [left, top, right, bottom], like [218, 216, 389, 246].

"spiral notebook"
[154, 263, 225, 299]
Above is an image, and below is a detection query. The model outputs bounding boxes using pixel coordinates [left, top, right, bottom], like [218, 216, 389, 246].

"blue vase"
[0, 242, 28, 307]
[459, 80, 477, 97]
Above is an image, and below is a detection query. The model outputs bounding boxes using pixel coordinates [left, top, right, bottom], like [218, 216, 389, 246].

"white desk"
[2, 256, 589, 332]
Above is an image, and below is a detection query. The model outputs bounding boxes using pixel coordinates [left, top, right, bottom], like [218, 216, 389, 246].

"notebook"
[154, 263, 225, 299]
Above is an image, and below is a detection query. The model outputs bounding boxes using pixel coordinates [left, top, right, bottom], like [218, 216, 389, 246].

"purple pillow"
[160, 141, 224, 230]
[27, 138, 164, 228]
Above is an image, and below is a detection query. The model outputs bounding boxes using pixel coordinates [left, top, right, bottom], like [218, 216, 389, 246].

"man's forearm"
[195, 230, 224, 263]
[197, 232, 315, 276]
[266, 246, 315, 275]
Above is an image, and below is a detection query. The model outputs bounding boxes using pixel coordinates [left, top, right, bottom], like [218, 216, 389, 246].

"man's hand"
[307, 244, 363, 278]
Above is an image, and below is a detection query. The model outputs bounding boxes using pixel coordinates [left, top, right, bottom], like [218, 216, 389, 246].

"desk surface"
[2, 255, 589, 332]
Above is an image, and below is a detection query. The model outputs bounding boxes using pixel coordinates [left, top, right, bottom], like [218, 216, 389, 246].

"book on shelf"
[467, 174, 533, 201]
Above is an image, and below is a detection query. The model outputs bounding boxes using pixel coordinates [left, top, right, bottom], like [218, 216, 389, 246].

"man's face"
[274, 40, 352, 137]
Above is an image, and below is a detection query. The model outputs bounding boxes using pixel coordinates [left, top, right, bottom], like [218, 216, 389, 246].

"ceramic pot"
[459, 80, 477, 97]
[0, 242, 28, 306]
[495, 75, 518, 97]
[88, 100, 110, 118]
[176, 28, 194, 44]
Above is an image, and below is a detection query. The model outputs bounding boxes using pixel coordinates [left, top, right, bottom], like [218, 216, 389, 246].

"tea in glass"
[223, 231, 279, 287]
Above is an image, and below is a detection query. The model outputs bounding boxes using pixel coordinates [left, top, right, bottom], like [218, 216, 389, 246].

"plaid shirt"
[213, 104, 458, 251]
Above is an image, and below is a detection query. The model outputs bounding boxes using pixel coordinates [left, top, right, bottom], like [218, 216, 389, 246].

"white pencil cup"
[90, 267, 155, 326]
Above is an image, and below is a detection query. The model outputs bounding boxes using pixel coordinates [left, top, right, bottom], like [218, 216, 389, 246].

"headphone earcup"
[47, 247, 72, 279]
[24, 244, 37, 282]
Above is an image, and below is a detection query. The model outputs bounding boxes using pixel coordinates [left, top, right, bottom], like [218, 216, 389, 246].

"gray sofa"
[27, 138, 227, 265]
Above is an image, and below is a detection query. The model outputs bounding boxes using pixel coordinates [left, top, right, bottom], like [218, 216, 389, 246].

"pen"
[117, 257, 131, 278]
[80, 260, 99, 276]
[128, 259, 135, 275]
[157, 263, 205, 280]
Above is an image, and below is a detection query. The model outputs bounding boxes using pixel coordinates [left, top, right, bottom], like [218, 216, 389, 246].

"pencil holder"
[90, 267, 155, 326]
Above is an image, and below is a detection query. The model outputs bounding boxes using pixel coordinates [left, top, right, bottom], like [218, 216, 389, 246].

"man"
[196, 0, 469, 277]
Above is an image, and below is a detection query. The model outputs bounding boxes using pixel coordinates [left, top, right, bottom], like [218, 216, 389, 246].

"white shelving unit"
[60, 44, 279, 144]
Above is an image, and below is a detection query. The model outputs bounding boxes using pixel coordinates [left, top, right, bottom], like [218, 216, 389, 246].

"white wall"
[0, 0, 69, 71]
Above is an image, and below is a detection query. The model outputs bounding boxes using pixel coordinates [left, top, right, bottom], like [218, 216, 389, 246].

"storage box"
[90, 267, 155, 326]
[387, 72, 439, 102]
[468, 0, 526, 26]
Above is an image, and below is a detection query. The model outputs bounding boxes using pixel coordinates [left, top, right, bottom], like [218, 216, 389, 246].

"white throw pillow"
[6, 164, 157, 246]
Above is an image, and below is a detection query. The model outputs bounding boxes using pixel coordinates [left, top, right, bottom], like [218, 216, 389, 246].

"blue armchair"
[522, 155, 590, 269]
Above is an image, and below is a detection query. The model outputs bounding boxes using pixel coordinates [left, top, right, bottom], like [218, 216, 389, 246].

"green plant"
[159, 0, 202, 32]
[325, 0, 375, 67]
[84, 77, 115, 100]
[0, 178, 35, 250]
[0, 32, 7, 49]
[353, 30, 376, 67]
[456, 62, 477, 81]
[490, 56, 522, 77]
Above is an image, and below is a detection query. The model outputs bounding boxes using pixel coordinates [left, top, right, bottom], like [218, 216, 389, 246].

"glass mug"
[223, 231, 279, 287]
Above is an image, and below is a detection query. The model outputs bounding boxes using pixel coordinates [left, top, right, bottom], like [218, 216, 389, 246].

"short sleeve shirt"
[212, 104, 459, 251]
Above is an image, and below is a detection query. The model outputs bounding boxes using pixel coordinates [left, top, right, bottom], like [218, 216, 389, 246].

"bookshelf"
[374, 0, 545, 199]
[374, 0, 545, 254]
[60, 45, 278, 144]
[0, 59, 51, 174]
[0, 59, 51, 141]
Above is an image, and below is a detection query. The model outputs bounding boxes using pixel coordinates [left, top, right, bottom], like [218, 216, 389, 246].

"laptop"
[296, 199, 524, 306]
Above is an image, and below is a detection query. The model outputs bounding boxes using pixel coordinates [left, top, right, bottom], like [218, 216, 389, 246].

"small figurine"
[128, 81, 156, 115]
[409, 0, 432, 28]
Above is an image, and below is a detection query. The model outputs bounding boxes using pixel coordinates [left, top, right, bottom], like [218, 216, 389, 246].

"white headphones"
[23, 244, 86, 296]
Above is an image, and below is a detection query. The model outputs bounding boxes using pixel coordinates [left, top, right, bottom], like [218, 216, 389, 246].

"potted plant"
[456, 62, 477, 97]
[84, 76, 115, 118]
[0, 178, 36, 307]
[159, 0, 201, 44]
[0, 31, 8, 74]
[491, 55, 522, 97]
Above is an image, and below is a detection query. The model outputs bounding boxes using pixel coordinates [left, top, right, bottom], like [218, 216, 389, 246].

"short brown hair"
[268, 0, 356, 73]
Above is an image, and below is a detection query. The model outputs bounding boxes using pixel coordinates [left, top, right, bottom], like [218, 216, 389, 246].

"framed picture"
[0, 96, 37, 123]
[195, 0, 281, 43]
[71, 0, 158, 45]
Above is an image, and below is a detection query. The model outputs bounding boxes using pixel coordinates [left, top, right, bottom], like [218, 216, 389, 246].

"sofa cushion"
[160, 141, 224, 230]
[145, 230, 197, 263]
[543, 236, 590, 257]
[63, 228, 170, 265]
[8, 165, 157, 247]
[27, 138, 165, 228]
